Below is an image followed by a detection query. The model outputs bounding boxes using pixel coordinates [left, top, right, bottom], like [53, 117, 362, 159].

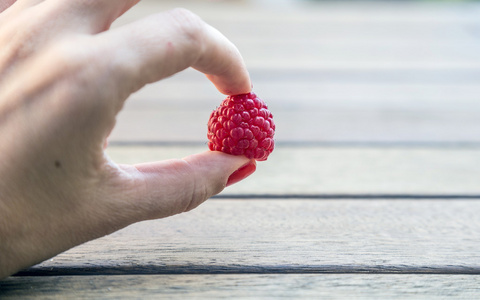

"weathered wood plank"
[110, 109, 480, 143]
[19, 200, 480, 275]
[110, 67, 480, 143]
[128, 68, 480, 107]
[2, 274, 480, 299]
[105, 146, 480, 195]
[112, 0, 480, 69]
[117, 1, 480, 28]
[110, 68, 480, 143]
[113, 1, 480, 67]
[120, 0, 480, 20]
[113, 0, 480, 73]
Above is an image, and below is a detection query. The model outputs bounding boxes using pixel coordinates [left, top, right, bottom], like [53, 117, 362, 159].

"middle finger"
[0, 0, 140, 78]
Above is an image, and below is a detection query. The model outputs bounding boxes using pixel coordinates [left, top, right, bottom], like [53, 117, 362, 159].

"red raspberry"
[207, 92, 275, 161]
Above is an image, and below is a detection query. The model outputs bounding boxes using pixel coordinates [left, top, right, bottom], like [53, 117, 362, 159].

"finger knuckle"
[48, 37, 105, 87]
[38, 38, 117, 113]
[46, 41, 82, 71]
[167, 8, 205, 49]
[177, 159, 214, 213]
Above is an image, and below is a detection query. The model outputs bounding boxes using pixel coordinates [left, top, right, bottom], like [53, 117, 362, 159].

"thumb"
[122, 151, 255, 221]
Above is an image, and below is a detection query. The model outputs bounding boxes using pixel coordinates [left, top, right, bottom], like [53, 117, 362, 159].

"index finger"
[94, 8, 252, 96]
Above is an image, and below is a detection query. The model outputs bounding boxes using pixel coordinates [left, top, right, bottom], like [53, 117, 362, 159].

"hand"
[0, 1, 254, 279]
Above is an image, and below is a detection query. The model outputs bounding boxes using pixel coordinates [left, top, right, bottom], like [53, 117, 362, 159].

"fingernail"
[226, 162, 256, 187]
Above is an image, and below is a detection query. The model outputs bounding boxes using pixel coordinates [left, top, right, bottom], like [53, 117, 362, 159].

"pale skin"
[0, 0, 255, 279]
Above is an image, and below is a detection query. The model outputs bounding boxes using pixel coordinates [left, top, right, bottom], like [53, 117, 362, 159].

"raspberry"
[207, 92, 275, 161]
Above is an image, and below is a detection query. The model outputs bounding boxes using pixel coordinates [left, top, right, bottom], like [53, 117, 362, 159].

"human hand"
[0, 1, 254, 279]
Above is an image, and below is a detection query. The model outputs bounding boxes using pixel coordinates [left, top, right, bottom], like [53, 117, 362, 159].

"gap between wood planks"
[14, 265, 480, 276]
[213, 194, 480, 200]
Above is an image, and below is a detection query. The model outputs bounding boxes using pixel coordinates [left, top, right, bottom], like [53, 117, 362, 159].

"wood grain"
[110, 109, 480, 143]
[105, 146, 480, 195]
[18, 200, 480, 275]
[130, 72, 480, 108]
[2, 274, 480, 299]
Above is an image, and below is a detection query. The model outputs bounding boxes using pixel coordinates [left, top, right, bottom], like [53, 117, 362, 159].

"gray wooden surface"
[2, 275, 480, 299]
[14, 200, 480, 275]
[2, 0, 480, 298]
[105, 146, 480, 195]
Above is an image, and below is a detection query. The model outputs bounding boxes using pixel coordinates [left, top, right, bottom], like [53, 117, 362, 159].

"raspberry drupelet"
[207, 92, 275, 161]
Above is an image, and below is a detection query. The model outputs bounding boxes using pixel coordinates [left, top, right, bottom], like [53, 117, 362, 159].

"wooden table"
[2, 0, 480, 298]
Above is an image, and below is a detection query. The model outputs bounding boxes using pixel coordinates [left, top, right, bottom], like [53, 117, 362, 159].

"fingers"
[2, 0, 139, 33]
[48, 0, 141, 33]
[95, 8, 251, 96]
[119, 151, 254, 221]
[0, 0, 140, 80]
[1, 0, 42, 12]
[3, 5, 250, 103]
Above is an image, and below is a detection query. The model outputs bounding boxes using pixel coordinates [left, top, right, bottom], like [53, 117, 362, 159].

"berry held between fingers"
[207, 92, 275, 161]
